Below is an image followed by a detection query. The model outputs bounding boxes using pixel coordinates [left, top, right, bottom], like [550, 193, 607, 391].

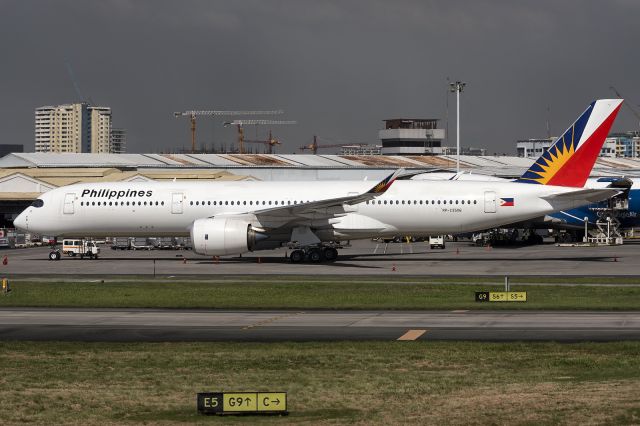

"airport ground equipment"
[429, 235, 446, 249]
[174, 110, 283, 154]
[62, 239, 100, 259]
[224, 119, 296, 154]
[111, 237, 131, 250]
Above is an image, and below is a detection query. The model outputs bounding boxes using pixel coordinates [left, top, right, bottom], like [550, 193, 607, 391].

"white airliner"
[14, 99, 623, 262]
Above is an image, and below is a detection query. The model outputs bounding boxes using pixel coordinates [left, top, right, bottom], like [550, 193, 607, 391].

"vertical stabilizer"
[517, 99, 623, 187]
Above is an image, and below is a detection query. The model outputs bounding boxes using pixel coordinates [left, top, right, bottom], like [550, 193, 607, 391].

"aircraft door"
[484, 191, 496, 213]
[63, 193, 75, 215]
[171, 193, 184, 214]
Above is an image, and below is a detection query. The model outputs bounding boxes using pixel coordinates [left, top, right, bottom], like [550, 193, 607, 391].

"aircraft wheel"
[308, 249, 322, 263]
[290, 250, 304, 263]
[323, 247, 338, 262]
[67, 252, 74, 257]
[49, 251, 60, 261]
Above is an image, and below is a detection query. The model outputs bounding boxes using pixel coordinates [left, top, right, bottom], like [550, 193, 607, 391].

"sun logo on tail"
[518, 126, 578, 184]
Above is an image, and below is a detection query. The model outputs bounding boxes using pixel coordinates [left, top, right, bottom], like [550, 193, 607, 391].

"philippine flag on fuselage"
[500, 197, 514, 207]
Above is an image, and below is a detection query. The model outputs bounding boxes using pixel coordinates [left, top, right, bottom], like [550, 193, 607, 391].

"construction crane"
[243, 131, 282, 154]
[173, 109, 283, 153]
[609, 86, 640, 125]
[299, 135, 367, 155]
[223, 120, 296, 154]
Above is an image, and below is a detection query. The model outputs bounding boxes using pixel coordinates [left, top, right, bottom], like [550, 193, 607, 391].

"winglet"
[367, 169, 403, 194]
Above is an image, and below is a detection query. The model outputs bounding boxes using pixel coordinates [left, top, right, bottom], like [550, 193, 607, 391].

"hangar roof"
[1, 152, 640, 178]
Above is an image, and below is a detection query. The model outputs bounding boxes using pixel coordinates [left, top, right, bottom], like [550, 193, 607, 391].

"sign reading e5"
[197, 392, 287, 415]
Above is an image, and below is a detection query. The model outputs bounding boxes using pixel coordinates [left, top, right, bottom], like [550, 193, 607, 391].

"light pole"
[449, 81, 466, 173]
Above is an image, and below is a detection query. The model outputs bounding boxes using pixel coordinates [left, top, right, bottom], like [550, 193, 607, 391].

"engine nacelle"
[190, 217, 261, 256]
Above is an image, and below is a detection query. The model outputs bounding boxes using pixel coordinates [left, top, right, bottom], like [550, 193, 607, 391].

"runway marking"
[451, 310, 469, 313]
[242, 312, 305, 330]
[397, 329, 427, 341]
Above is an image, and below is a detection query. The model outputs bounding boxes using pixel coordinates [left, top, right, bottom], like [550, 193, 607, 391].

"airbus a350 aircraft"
[14, 99, 623, 262]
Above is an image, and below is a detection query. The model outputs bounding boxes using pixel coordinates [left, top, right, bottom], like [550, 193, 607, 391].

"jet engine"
[190, 217, 266, 256]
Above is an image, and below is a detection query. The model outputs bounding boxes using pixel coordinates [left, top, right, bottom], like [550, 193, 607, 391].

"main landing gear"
[289, 245, 339, 263]
[48, 250, 61, 261]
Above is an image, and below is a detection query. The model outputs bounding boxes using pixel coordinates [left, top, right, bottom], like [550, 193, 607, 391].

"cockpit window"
[31, 199, 44, 208]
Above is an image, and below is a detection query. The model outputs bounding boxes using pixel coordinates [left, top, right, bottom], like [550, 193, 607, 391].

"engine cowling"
[190, 217, 262, 256]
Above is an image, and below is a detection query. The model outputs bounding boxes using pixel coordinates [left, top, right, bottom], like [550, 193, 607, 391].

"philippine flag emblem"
[500, 197, 515, 207]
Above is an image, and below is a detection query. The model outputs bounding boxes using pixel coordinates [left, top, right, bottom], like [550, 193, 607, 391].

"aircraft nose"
[13, 210, 28, 231]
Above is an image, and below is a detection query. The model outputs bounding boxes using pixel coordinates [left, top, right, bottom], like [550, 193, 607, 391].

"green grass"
[1, 341, 639, 424]
[1, 276, 640, 309]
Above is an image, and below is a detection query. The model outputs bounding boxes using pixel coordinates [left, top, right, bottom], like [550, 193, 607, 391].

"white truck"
[62, 239, 100, 259]
[429, 235, 446, 249]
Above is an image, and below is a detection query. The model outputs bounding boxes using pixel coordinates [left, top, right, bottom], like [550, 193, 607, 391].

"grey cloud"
[0, 0, 639, 155]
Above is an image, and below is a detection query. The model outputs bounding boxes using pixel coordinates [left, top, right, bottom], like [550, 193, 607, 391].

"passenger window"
[161, 201, 164, 206]
[474, 200, 477, 204]
[138, 201, 142, 206]
[190, 201, 194, 205]
[80, 201, 84, 206]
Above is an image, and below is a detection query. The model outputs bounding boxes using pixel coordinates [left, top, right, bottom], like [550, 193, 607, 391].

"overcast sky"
[1, 0, 639, 155]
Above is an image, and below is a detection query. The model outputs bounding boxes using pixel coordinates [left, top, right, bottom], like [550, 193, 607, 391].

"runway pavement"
[1, 308, 639, 342]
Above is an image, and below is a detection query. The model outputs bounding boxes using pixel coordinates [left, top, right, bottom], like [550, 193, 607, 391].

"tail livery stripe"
[367, 169, 403, 194]
[517, 99, 623, 187]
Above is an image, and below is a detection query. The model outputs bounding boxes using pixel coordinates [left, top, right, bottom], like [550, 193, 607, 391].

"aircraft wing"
[242, 169, 403, 227]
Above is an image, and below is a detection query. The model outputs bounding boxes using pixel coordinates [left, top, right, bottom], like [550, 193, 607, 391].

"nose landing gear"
[48, 250, 61, 261]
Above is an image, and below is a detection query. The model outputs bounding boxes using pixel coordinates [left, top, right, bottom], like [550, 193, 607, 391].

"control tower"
[379, 119, 445, 155]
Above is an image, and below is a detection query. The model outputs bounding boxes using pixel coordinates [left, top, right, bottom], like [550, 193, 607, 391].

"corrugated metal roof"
[1, 153, 640, 176]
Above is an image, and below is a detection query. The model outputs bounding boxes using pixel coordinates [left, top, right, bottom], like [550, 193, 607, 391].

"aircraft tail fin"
[516, 99, 623, 187]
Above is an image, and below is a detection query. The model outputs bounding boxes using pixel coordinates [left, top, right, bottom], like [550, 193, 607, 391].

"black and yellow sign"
[197, 392, 287, 415]
[475, 291, 527, 302]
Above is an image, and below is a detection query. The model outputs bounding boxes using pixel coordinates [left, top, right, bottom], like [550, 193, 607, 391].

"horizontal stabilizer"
[541, 188, 620, 203]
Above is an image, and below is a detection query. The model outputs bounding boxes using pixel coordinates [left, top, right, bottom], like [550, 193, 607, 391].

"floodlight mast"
[223, 120, 297, 154]
[449, 81, 466, 173]
[173, 110, 284, 153]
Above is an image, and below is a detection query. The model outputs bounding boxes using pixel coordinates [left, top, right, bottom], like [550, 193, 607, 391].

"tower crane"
[173, 109, 283, 153]
[243, 131, 282, 154]
[299, 135, 367, 154]
[223, 120, 296, 154]
[609, 86, 640, 125]
[609, 86, 640, 157]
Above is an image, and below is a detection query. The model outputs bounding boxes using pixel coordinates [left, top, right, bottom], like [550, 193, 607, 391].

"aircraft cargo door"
[63, 193, 75, 214]
[171, 193, 184, 214]
[484, 191, 496, 213]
